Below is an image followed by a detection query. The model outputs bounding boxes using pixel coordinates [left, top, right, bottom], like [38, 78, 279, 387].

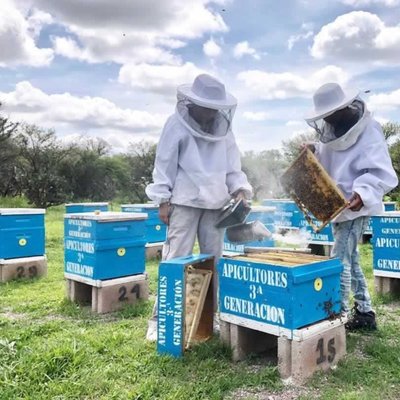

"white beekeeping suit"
[145, 74, 253, 341]
[146, 74, 252, 209]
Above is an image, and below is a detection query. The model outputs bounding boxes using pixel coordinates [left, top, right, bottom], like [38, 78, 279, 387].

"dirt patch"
[225, 385, 320, 400]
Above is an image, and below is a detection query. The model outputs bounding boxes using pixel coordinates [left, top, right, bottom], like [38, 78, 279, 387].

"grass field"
[1, 204, 400, 399]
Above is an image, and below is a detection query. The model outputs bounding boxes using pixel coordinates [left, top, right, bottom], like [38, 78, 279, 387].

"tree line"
[0, 107, 399, 208]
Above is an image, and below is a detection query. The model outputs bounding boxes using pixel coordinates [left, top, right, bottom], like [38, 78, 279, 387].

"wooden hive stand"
[0, 256, 47, 283]
[65, 273, 149, 313]
[220, 316, 346, 384]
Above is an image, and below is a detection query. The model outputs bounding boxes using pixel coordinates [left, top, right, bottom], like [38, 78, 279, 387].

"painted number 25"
[316, 337, 336, 365]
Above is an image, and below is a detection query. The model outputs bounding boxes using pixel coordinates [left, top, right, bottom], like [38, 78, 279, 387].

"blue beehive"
[263, 199, 334, 245]
[262, 199, 302, 228]
[364, 202, 398, 236]
[371, 211, 400, 277]
[64, 211, 147, 280]
[121, 204, 166, 243]
[218, 251, 342, 335]
[157, 254, 214, 357]
[65, 202, 109, 213]
[0, 208, 45, 259]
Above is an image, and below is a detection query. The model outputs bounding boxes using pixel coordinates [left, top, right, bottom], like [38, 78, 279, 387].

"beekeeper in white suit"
[305, 82, 398, 331]
[145, 73, 253, 340]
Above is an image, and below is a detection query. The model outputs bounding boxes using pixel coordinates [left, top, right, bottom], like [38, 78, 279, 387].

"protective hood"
[307, 99, 371, 151]
[175, 95, 235, 142]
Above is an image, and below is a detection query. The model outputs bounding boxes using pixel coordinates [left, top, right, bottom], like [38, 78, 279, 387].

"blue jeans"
[331, 217, 372, 314]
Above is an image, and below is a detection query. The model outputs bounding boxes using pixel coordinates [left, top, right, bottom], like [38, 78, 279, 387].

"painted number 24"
[316, 337, 336, 365]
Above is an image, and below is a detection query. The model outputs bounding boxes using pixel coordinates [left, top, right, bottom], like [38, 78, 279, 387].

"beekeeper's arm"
[145, 117, 179, 223]
[225, 132, 253, 203]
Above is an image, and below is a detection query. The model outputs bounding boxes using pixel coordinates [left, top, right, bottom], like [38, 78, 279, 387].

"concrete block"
[0, 256, 47, 283]
[65, 273, 149, 314]
[374, 276, 400, 296]
[145, 242, 163, 260]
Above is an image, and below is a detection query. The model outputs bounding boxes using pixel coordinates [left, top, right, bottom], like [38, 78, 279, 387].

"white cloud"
[237, 65, 349, 100]
[286, 120, 303, 127]
[242, 111, 270, 121]
[118, 62, 204, 95]
[288, 29, 313, 50]
[341, 0, 400, 6]
[34, 0, 228, 65]
[203, 38, 222, 58]
[0, 81, 167, 136]
[0, 0, 53, 67]
[368, 88, 400, 111]
[311, 11, 400, 63]
[233, 41, 260, 60]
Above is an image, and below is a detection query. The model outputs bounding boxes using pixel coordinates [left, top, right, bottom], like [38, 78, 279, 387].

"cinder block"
[230, 323, 277, 362]
[374, 276, 400, 295]
[65, 273, 149, 314]
[145, 242, 163, 260]
[220, 320, 231, 346]
[288, 324, 346, 383]
[223, 317, 346, 383]
[0, 256, 47, 283]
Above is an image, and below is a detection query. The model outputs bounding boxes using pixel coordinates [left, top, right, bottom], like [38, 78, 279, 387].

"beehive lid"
[229, 250, 328, 267]
[0, 208, 45, 215]
[251, 206, 276, 213]
[64, 211, 148, 221]
[121, 203, 158, 209]
[374, 211, 400, 217]
[65, 202, 109, 206]
[280, 148, 348, 228]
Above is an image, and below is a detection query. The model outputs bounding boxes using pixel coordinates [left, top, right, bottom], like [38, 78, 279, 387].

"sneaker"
[345, 304, 377, 331]
[146, 319, 158, 342]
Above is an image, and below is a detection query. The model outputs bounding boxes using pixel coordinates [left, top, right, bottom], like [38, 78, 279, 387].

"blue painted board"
[157, 254, 214, 357]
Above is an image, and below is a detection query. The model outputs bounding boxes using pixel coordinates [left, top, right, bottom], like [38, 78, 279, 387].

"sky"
[0, 0, 399, 153]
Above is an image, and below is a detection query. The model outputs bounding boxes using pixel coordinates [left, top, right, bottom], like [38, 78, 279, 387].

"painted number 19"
[316, 337, 336, 365]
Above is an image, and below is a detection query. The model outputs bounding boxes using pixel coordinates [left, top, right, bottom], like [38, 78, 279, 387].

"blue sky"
[0, 0, 399, 152]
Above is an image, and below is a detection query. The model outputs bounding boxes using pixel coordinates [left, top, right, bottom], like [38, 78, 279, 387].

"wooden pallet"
[220, 316, 346, 384]
[65, 273, 149, 313]
[0, 256, 47, 283]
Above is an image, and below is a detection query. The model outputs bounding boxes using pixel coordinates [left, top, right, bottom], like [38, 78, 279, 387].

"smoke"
[272, 228, 312, 249]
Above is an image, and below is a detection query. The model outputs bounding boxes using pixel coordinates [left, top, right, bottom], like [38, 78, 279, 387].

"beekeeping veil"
[176, 74, 237, 141]
[305, 83, 369, 151]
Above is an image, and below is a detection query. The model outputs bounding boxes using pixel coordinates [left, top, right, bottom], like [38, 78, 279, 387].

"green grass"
[1, 205, 400, 399]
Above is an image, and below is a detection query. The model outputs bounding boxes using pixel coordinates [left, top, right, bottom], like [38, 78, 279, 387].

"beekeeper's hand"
[347, 192, 363, 211]
[300, 142, 316, 153]
[234, 190, 248, 207]
[159, 202, 171, 225]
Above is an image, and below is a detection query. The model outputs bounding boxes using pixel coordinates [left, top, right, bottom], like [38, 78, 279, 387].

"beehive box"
[157, 254, 214, 357]
[0, 208, 45, 259]
[364, 202, 398, 236]
[262, 199, 303, 228]
[121, 204, 166, 243]
[218, 250, 342, 337]
[64, 212, 147, 280]
[65, 202, 109, 213]
[280, 149, 348, 232]
[371, 212, 400, 278]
